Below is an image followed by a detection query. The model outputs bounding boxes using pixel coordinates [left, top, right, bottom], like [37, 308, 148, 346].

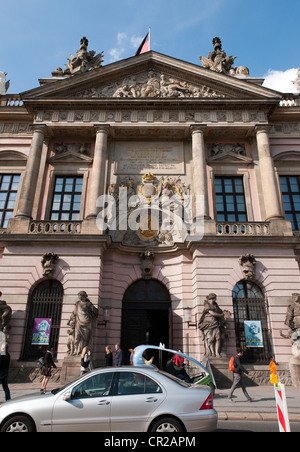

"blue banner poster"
[32, 318, 52, 345]
[244, 321, 264, 348]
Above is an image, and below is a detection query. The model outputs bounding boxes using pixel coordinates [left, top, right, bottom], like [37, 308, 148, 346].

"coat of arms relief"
[105, 173, 192, 247]
[75, 70, 226, 99]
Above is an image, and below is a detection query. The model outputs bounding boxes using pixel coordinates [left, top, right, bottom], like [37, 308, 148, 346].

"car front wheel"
[150, 417, 184, 433]
[1, 415, 35, 432]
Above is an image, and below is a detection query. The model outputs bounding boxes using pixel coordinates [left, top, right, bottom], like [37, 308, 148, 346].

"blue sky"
[1, 0, 299, 93]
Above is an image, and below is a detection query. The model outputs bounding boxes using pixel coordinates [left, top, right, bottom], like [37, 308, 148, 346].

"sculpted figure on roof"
[52, 37, 104, 77]
[200, 37, 249, 76]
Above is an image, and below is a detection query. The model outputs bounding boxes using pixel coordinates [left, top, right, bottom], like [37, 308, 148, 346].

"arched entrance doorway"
[121, 279, 171, 364]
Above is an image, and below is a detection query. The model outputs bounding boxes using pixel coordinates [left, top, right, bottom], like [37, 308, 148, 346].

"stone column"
[15, 124, 46, 219]
[86, 125, 110, 219]
[191, 125, 210, 220]
[256, 126, 283, 221]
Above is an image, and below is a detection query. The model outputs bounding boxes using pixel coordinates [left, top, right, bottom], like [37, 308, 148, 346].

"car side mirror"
[63, 392, 71, 402]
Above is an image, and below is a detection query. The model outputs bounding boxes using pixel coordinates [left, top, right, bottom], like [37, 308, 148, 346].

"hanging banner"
[32, 318, 52, 345]
[244, 320, 264, 348]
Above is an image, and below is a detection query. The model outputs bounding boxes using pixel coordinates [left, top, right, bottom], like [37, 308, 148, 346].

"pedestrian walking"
[40, 347, 57, 394]
[228, 348, 253, 402]
[105, 345, 113, 366]
[80, 346, 92, 375]
[0, 345, 11, 401]
[114, 344, 123, 366]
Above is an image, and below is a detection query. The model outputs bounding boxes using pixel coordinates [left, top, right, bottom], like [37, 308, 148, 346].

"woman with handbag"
[40, 347, 57, 394]
[80, 346, 92, 375]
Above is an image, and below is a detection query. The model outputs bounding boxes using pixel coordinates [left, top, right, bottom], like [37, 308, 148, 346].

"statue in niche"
[0, 292, 12, 341]
[67, 291, 98, 356]
[198, 293, 231, 358]
[239, 254, 256, 280]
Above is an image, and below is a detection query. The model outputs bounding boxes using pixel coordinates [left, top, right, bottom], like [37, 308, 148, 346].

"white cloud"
[109, 32, 143, 63]
[263, 68, 298, 93]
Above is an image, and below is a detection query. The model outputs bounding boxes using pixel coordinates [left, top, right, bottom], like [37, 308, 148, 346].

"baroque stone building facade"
[0, 38, 300, 383]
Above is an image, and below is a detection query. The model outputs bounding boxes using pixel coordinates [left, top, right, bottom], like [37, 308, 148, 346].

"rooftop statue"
[293, 69, 300, 93]
[200, 37, 249, 76]
[0, 72, 10, 95]
[52, 37, 104, 77]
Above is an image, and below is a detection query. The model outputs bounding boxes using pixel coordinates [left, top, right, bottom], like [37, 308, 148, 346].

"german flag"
[135, 30, 150, 56]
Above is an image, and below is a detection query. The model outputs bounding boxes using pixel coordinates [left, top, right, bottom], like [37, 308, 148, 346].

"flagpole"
[149, 27, 151, 51]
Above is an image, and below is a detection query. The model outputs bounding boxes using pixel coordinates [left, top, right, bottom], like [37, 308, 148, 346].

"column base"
[268, 219, 293, 236]
[7, 217, 31, 234]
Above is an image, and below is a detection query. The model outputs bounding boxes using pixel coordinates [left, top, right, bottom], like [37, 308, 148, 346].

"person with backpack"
[228, 348, 253, 402]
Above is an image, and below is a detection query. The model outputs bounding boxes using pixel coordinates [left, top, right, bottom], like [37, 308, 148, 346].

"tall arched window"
[22, 280, 63, 360]
[232, 280, 273, 363]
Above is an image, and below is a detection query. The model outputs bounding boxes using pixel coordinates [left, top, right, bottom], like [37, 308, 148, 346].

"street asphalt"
[1, 382, 300, 423]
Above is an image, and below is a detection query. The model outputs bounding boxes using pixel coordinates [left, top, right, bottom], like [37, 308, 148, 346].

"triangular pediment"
[48, 143, 93, 164]
[21, 51, 282, 104]
[207, 143, 253, 164]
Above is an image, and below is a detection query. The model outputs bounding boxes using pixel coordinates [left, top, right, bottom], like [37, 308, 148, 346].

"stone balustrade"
[216, 222, 270, 236]
[29, 220, 82, 234]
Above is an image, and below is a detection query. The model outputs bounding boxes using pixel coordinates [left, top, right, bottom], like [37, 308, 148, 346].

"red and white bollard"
[274, 383, 291, 432]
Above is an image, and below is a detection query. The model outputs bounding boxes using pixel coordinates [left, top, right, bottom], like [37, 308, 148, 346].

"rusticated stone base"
[60, 355, 81, 385]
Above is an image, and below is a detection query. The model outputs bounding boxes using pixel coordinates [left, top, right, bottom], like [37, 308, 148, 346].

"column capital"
[94, 124, 110, 135]
[254, 124, 272, 136]
[190, 124, 207, 135]
[29, 124, 47, 134]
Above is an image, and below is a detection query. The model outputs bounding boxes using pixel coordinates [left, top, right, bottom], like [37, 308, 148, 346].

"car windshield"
[51, 375, 85, 395]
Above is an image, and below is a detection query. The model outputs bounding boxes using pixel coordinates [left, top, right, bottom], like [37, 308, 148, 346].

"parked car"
[0, 366, 217, 432]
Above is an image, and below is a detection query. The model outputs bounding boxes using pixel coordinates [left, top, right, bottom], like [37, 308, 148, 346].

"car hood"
[1, 391, 54, 409]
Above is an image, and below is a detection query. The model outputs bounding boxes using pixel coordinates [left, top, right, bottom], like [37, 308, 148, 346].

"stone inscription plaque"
[114, 141, 185, 175]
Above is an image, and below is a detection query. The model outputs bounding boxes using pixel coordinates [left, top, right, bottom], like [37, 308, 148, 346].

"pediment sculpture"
[200, 37, 249, 76]
[75, 70, 226, 99]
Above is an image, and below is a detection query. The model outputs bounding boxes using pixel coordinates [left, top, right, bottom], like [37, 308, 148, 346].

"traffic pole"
[274, 383, 291, 432]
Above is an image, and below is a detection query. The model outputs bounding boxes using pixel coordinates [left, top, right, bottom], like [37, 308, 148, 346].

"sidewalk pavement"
[1, 382, 300, 422]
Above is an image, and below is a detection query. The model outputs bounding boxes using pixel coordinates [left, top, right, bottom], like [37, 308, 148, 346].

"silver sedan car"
[0, 366, 217, 432]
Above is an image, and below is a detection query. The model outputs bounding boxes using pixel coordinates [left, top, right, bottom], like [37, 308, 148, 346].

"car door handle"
[98, 400, 110, 405]
[146, 397, 158, 403]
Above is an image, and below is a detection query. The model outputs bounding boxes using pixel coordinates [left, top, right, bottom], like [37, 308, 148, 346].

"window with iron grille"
[50, 176, 83, 221]
[0, 174, 20, 228]
[215, 176, 247, 222]
[279, 175, 300, 230]
[22, 280, 63, 360]
[232, 281, 273, 363]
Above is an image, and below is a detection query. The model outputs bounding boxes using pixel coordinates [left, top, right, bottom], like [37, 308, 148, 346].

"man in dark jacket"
[114, 344, 123, 367]
[0, 348, 11, 401]
[228, 348, 253, 402]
